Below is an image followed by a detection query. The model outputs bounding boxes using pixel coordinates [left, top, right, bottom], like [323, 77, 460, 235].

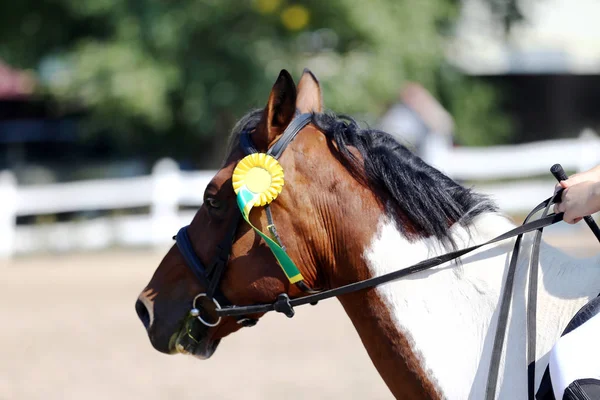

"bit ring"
[190, 293, 222, 327]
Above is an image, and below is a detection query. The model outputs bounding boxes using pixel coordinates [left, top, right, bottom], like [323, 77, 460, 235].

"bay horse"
[135, 69, 600, 399]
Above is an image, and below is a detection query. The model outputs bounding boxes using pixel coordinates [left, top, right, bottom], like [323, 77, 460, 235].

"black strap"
[175, 212, 240, 300]
[564, 379, 600, 400]
[239, 113, 311, 158]
[217, 198, 564, 318]
[268, 113, 312, 159]
[536, 366, 555, 400]
[562, 294, 600, 336]
[485, 235, 522, 399]
[175, 226, 232, 308]
[527, 201, 551, 399]
[486, 217, 529, 398]
[206, 212, 241, 298]
[176, 226, 210, 288]
[484, 194, 551, 399]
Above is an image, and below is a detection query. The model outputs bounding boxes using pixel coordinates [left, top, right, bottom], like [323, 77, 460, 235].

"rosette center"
[245, 167, 272, 194]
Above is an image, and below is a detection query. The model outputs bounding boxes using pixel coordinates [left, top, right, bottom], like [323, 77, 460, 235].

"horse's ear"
[296, 68, 323, 113]
[256, 69, 297, 150]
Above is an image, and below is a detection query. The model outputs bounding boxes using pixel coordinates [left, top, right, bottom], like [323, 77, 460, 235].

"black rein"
[215, 194, 565, 318]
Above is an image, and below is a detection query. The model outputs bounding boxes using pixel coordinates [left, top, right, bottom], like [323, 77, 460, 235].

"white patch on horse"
[364, 213, 600, 399]
[138, 291, 156, 328]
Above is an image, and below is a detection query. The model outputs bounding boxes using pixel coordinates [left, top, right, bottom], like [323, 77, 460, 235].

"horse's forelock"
[223, 109, 264, 165]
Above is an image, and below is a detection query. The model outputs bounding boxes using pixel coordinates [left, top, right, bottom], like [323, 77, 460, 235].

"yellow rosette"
[232, 153, 284, 206]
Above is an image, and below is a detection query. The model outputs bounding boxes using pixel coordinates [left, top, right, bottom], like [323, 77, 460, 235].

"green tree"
[0, 0, 521, 167]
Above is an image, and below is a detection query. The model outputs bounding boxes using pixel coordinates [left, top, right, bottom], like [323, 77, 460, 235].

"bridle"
[174, 113, 600, 399]
[174, 112, 316, 327]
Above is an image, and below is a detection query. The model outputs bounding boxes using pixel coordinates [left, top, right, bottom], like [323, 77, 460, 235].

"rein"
[215, 196, 565, 318]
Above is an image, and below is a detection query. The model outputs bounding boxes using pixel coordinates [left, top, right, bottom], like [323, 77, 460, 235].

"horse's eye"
[205, 197, 222, 210]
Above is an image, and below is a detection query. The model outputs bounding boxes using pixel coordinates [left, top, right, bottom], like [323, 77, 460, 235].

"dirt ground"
[1, 228, 598, 400]
[0, 248, 391, 400]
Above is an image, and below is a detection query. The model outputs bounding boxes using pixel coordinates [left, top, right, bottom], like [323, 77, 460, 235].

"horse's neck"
[352, 212, 600, 399]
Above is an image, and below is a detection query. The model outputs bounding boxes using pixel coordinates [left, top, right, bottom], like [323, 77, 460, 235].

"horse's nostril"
[136, 299, 151, 330]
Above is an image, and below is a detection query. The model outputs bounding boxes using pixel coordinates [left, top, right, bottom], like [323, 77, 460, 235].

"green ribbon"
[236, 186, 304, 284]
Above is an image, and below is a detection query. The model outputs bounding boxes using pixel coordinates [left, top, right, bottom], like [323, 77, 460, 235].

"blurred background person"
[379, 81, 455, 158]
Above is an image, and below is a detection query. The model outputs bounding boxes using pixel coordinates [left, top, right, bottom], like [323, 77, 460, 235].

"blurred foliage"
[0, 0, 519, 167]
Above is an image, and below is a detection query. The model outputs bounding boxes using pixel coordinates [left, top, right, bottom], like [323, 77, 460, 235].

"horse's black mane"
[231, 110, 497, 247]
[312, 113, 497, 247]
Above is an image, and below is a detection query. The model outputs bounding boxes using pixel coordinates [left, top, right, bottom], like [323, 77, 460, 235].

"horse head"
[135, 69, 381, 357]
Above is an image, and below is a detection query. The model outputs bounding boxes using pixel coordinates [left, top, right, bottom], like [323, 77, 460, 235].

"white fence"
[422, 129, 600, 213]
[0, 159, 216, 257]
[1, 130, 599, 257]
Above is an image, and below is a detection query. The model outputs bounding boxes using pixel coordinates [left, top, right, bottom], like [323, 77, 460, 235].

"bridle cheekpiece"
[175, 112, 315, 328]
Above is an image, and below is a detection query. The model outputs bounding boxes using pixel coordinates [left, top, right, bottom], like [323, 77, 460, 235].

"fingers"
[564, 215, 582, 224]
[562, 171, 593, 188]
[553, 188, 568, 220]
[562, 205, 576, 223]
[555, 180, 569, 195]
[564, 215, 577, 224]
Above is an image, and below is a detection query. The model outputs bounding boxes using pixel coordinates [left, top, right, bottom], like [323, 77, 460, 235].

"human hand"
[554, 165, 600, 194]
[554, 180, 600, 224]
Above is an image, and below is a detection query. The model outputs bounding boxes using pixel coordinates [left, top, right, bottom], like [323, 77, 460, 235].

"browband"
[239, 112, 312, 158]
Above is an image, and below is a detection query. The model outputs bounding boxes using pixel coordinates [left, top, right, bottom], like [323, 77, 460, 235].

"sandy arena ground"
[1, 227, 598, 400]
[1, 248, 391, 400]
